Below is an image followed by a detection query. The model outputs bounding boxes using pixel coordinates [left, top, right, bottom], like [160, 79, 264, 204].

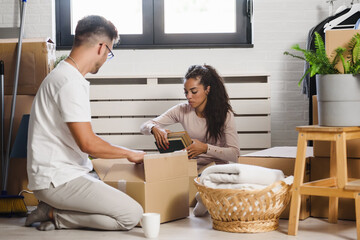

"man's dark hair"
[73, 15, 118, 47]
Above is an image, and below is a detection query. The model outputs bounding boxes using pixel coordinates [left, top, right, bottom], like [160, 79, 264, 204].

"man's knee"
[132, 202, 144, 225]
[121, 201, 144, 230]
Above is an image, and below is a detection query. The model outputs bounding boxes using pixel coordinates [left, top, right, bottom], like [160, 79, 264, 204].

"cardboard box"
[0, 38, 55, 95]
[1, 95, 37, 206]
[188, 159, 197, 207]
[310, 156, 360, 220]
[7, 158, 38, 206]
[92, 151, 190, 223]
[313, 95, 360, 158]
[326, 29, 360, 73]
[238, 146, 313, 220]
[3, 95, 34, 146]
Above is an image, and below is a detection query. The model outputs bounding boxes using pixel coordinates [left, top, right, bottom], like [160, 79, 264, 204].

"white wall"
[0, 0, 55, 40]
[1, 0, 350, 147]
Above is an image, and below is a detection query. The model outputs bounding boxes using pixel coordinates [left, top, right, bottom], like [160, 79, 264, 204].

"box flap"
[143, 151, 188, 182]
[103, 163, 145, 182]
[241, 146, 313, 158]
[188, 159, 198, 177]
[92, 158, 129, 180]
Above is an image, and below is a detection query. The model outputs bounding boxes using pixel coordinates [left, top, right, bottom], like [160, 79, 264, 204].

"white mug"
[140, 213, 160, 239]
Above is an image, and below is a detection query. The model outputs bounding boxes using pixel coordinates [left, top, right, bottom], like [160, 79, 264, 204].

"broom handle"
[0, 61, 4, 191]
[2, 0, 27, 193]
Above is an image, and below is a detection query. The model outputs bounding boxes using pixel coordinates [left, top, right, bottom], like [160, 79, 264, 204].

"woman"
[140, 65, 240, 168]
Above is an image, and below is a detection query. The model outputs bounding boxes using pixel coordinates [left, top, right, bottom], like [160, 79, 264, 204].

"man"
[25, 15, 145, 231]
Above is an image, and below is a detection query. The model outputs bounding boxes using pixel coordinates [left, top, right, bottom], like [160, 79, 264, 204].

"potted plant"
[284, 32, 360, 126]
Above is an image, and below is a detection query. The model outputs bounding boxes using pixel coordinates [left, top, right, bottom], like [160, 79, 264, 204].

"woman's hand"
[151, 126, 170, 150]
[127, 150, 146, 164]
[186, 139, 207, 159]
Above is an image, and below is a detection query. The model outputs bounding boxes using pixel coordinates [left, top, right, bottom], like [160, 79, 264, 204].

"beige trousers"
[34, 173, 143, 230]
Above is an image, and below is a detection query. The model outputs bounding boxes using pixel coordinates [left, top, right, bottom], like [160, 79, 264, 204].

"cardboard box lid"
[91, 158, 128, 180]
[241, 146, 313, 158]
[104, 164, 145, 182]
[92, 151, 188, 183]
[143, 151, 188, 182]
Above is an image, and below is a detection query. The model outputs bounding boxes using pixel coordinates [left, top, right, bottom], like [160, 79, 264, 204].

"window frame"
[55, 0, 253, 49]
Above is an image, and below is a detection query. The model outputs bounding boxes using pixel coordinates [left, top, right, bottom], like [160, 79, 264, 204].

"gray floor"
[0, 208, 357, 240]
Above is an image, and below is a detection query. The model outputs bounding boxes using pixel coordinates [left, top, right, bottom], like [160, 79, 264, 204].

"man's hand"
[186, 139, 207, 159]
[152, 126, 171, 150]
[127, 150, 146, 164]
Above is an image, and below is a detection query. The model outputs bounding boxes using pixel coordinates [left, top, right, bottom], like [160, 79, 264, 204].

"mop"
[0, 0, 28, 215]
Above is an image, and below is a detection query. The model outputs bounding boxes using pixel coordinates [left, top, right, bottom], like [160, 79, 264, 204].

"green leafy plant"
[284, 32, 360, 86]
[54, 54, 68, 68]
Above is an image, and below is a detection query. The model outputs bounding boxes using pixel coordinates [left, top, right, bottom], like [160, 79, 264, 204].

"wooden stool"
[288, 125, 360, 239]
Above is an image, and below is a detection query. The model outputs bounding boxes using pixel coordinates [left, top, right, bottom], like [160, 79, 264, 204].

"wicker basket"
[194, 177, 292, 233]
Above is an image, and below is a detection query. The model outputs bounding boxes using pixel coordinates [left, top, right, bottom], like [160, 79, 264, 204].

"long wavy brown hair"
[184, 65, 233, 142]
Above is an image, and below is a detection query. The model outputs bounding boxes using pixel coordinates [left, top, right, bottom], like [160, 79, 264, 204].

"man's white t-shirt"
[27, 61, 93, 190]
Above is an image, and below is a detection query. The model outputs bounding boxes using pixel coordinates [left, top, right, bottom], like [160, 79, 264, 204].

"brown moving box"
[4, 95, 34, 146]
[188, 159, 197, 207]
[325, 29, 360, 73]
[7, 158, 38, 206]
[2, 95, 38, 206]
[0, 38, 55, 95]
[312, 95, 360, 158]
[238, 146, 313, 220]
[92, 151, 190, 223]
[311, 157, 360, 220]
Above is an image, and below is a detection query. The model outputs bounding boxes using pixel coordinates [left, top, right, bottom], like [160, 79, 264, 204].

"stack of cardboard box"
[0, 38, 55, 206]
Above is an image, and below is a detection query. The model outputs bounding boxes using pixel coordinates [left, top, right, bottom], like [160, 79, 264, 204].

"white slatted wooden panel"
[89, 83, 270, 100]
[99, 133, 271, 150]
[91, 100, 185, 116]
[232, 100, 270, 115]
[90, 99, 270, 116]
[235, 116, 270, 131]
[91, 116, 270, 133]
[89, 76, 271, 151]
[92, 118, 183, 133]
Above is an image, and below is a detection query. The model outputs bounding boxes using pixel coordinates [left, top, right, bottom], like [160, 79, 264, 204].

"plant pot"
[316, 74, 360, 126]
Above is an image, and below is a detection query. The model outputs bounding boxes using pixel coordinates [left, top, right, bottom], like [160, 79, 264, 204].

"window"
[71, 0, 143, 35]
[163, 0, 236, 34]
[55, 0, 253, 49]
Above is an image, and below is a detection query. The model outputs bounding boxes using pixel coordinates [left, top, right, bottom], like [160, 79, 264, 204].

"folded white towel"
[200, 163, 285, 189]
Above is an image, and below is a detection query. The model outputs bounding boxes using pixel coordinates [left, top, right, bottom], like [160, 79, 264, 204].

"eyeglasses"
[100, 43, 115, 60]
